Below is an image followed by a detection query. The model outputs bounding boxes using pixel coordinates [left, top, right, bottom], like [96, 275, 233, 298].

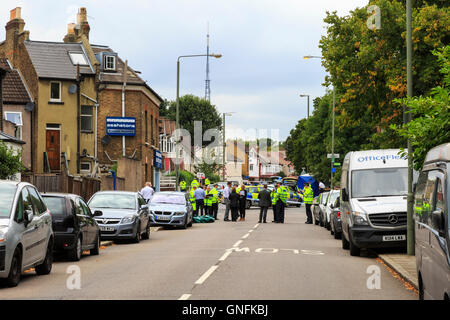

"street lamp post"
[299, 94, 310, 119]
[175, 54, 222, 190]
[222, 112, 234, 181]
[303, 55, 336, 188]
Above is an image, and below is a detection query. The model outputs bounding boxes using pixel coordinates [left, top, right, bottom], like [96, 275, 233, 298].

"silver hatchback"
[0, 181, 54, 287]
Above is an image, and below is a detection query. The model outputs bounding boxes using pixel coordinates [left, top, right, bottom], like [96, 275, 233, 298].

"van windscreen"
[351, 168, 408, 198]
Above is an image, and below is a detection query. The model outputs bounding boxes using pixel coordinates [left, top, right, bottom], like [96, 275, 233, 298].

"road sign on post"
[327, 154, 340, 159]
[334, 163, 341, 167]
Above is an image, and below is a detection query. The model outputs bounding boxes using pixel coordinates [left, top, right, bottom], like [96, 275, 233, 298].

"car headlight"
[0, 226, 8, 243]
[352, 211, 369, 225]
[121, 216, 136, 224]
[174, 212, 186, 216]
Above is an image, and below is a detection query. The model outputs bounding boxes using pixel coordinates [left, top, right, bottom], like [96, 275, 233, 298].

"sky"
[0, 0, 369, 141]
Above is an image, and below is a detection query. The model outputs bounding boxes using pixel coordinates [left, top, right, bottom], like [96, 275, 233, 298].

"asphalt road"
[0, 205, 417, 300]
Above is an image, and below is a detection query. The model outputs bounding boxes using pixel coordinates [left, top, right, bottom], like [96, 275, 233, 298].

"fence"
[22, 173, 101, 201]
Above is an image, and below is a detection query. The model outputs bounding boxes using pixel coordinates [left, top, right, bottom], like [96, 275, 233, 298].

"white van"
[340, 149, 409, 256]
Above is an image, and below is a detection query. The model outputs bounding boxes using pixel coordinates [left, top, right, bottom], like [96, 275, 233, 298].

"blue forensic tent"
[297, 175, 320, 197]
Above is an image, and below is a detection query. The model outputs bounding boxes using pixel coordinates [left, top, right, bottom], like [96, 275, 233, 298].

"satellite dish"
[24, 102, 35, 112]
[101, 135, 111, 145]
[68, 84, 77, 94]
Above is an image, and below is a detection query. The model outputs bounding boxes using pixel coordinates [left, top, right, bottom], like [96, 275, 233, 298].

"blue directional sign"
[154, 150, 163, 169]
[106, 117, 136, 136]
[331, 167, 337, 173]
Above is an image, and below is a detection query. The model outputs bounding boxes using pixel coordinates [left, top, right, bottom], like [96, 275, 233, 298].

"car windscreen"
[150, 194, 185, 205]
[351, 168, 408, 198]
[328, 192, 339, 205]
[42, 197, 66, 216]
[89, 194, 136, 210]
[248, 187, 259, 194]
[0, 184, 17, 218]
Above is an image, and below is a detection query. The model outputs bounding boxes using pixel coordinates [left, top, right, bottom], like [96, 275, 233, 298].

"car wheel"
[246, 200, 251, 209]
[418, 274, 424, 300]
[35, 240, 53, 275]
[133, 224, 141, 243]
[68, 236, 82, 261]
[342, 232, 350, 250]
[330, 221, 334, 235]
[349, 232, 360, 257]
[90, 233, 100, 255]
[6, 248, 22, 287]
[319, 214, 324, 227]
[187, 216, 193, 227]
[142, 223, 151, 240]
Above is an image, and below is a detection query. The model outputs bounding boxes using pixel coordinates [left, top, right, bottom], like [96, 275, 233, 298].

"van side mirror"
[342, 188, 349, 202]
[431, 209, 445, 237]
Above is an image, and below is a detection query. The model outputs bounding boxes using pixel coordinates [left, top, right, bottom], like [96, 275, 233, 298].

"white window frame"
[50, 81, 62, 102]
[4, 111, 23, 126]
[69, 52, 89, 66]
[80, 105, 93, 132]
[104, 55, 116, 71]
[80, 161, 91, 173]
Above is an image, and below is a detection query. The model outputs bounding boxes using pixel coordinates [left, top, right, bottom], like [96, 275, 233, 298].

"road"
[0, 205, 417, 300]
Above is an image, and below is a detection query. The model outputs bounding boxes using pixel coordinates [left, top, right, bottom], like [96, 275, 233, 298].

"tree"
[194, 160, 221, 183]
[392, 45, 450, 171]
[161, 95, 223, 148]
[0, 141, 24, 179]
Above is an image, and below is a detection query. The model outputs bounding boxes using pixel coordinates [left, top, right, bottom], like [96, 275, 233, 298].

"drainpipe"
[76, 64, 81, 174]
[122, 60, 128, 157]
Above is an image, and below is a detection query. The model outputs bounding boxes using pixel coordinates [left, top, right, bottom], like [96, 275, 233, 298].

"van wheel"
[68, 236, 82, 261]
[35, 240, 53, 275]
[6, 248, 22, 287]
[349, 232, 360, 257]
[342, 232, 350, 250]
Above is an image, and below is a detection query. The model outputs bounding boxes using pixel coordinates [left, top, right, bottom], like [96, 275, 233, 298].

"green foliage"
[392, 46, 450, 171]
[194, 161, 221, 183]
[168, 170, 195, 185]
[0, 141, 24, 179]
[161, 95, 222, 148]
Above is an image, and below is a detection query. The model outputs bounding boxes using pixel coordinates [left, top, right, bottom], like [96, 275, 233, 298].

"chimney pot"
[67, 23, 76, 34]
[10, 7, 22, 21]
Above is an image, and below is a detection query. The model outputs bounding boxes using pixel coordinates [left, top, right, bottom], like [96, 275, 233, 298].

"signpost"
[106, 117, 136, 136]
[327, 154, 340, 159]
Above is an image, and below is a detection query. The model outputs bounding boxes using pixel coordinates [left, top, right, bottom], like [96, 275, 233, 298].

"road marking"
[248, 230, 253, 233]
[195, 266, 218, 285]
[219, 250, 232, 261]
[242, 233, 250, 239]
[253, 223, 259, 229]
[233, 240, 243, 247]
[178, 294, 191, 300]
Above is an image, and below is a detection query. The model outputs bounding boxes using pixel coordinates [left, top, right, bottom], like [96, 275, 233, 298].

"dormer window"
[104, 55, 116, 71]
[69, 52, 88, 66]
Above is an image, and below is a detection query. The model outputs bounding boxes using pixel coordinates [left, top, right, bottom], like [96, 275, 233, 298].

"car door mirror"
[25, 210, 34, 225]
[431, 209, 445, 237]
[93, 210, 103, 217]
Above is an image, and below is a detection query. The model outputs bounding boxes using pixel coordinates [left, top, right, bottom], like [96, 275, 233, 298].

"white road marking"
[195, 266, 218, 285]
[178, 294, 191, 300]
[242, 233, 250, 239]
[248, 230, 254, 233]
[219, 250, 232, 261]
[233, 240, 243, 247]
[253, 223, 259, 229]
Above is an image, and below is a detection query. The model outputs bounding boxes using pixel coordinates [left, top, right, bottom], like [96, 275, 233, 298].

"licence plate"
[382, 235, 406, 241]
[100, 226, 115, 232]
[156, 215, 171, 221]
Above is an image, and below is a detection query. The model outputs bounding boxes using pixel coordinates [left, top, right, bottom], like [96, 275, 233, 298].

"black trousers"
[196, 199, 205, 216]
[259, 206, 268, 222]
[239, 203, 246, 219]
[212, 203, 218, 219]
[276, 200, 285, 223]
[305, 204, 313, 222]
[231, 207, 239, 221]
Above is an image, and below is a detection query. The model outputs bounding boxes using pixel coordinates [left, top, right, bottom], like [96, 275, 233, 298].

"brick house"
[0, 57, 33, 170]
[0, 8, 98, 175]
[62, 8, 163, 190]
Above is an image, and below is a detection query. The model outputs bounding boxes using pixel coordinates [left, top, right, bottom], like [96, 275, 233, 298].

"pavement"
[377, 253, 418, 290]
[0, 206, 417, 299]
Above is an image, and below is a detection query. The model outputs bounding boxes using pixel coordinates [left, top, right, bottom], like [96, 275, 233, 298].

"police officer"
[205, 177, 210, 187]
[302, 182, 314, 224]
[191, 178, 199, 189]
[190, 186, 197, 216]
[180, 180, 187, 192]
[205, 185, 213, 216]
[211, 184, 219, 220]
[277, 183, 287, 223]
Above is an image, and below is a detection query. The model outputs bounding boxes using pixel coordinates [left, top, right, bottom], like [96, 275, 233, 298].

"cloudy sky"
[0, 0, 369, 140]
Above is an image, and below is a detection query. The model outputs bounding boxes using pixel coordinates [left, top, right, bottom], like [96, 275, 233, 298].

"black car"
[42, 193, 101, 261]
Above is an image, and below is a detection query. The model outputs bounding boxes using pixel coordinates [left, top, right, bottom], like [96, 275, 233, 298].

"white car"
[324, 190, 340, 231]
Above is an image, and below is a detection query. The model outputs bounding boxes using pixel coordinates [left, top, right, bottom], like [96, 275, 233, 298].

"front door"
[46, 129, 60, 172]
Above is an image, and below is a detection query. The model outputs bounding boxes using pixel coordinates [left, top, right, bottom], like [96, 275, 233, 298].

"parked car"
[414, 142, 449, 300]
[324, 190, 340, 230]
[41, 193, 101, 261]
[246, 185, 261, 208]
[340, 149, 410, 256]
[286, 185, 302, 207]
[329, 195, 342, 239]
[312, 195, 321, 225]
[88, 191, 150, 243]
[317, 191, 330, 227]
[148, 192, 193, 228]
[0, 181, 53, 287]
